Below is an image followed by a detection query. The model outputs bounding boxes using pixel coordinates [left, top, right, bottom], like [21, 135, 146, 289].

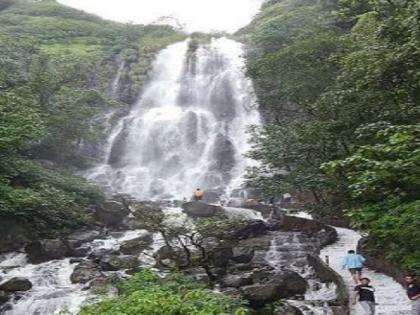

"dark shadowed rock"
[99, 255, 140, 271]
[0, 278, 32, 292]
[182, 201, 224, 217]
[67, 244, 91, 258]
[241, 270, 307, 306]
[119, 233, 153, 255]
[0, 290, 9, 306]
[202, 188, 225, 204]
[233, 220, 268, 239]
[211, 134, 236, 182]
[0, 220, 28, 254]
[212, 247, 233, 267]
[25, 239, 67, 264]
[70, 261, 102, 284]
[220, 274, 253, 288]
[108, 125, 128, 167]
[95, 200, 129, 228]
[154, 246, 189, 267]
[231, 247, 255, 264]
[89, 248, 119, 262]
[274, 303, 304, 315]
[67, 229, 102, 245]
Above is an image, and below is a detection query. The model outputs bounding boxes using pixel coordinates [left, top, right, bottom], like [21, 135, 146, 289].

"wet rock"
[202, 188, 225, 204]
[241, 270, 307, 306]
[181, 201, 224, 218]
[95, 200, 129, 228]
[240, 282, 281, 305]
[89, 248, 119, 262]
[239, 202, 273, 218]
[231, 247, 255, 264]
[154, 246, 188, 267]
[233, 220, 268, 239]
[0, 278, 32, 292]
[67, 244, 91, 258]
[130, 201, 163, 218]
[0, 291, 9, 305]
[99, 255, 140, 271]
[220, 274, 253, 288]
[25, 239, 68, 264]
[108, 126, 128, 167]
[67, 228, 102, 245]
[211, 134, 236, 182]
[274, 302, 303, 315]
[119, 233, 153, 255]
[70, 258, 84, 264]
[212, 247, 233, 267]
[70, 261, 102, 284]
[220, 287, 241, 297]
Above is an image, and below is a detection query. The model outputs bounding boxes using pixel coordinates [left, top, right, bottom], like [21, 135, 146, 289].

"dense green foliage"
[243, 0, 420, 272]
[0, 0, 184, 238]
[78, 269, 249, 315]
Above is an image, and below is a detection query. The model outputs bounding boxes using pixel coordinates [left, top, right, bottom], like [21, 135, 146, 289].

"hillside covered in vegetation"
[0, 0, 185, 246]
[242, 0, 420, 273]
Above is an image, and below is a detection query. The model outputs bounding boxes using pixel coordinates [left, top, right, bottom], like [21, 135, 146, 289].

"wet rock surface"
[25, 239, 68, 264]
[99, 254, 140, 271]
[182, 201, 224, 217]
[119, 233, 153, 255]
[70, 261, 102, 284]
[95, 200, 130, 228]
[240, 270, 307, 306]
[0, 278, 32, 292]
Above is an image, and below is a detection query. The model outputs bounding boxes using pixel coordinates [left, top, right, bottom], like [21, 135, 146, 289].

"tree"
[125, 201, 245, 283]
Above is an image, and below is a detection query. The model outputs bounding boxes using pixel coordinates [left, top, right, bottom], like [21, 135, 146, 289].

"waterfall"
[110, 59, 125, 99]
[85, 37, 260, 200]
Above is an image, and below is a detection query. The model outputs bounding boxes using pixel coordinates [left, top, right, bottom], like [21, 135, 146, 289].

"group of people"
[342, 250, 420, 315]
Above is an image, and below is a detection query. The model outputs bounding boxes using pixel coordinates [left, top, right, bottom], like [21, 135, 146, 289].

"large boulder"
[241, 270, 307, 306]
[70, 261, 102, 284]
[67, 228, 102, 245]
[231, 247, 255, 264]
[25, 239, 68, 264]
[95, 200, 129, 228]
[99, 255, 140, 271]
[240, 282, 281, 305]
[119, 233, 153, 255]
[233, 220, 268, 239]
[182, 202, 224, 218]
[0, 278, 32, 292]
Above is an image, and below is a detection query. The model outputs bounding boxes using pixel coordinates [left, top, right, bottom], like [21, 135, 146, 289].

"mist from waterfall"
[85, 37, 260, 200]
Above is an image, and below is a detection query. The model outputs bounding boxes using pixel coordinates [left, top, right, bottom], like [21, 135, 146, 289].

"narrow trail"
[320, 227, 411, 315]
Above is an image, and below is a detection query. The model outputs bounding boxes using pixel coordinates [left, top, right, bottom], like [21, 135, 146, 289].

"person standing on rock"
[353, 277, 376, 315]
[342, 250, 366, 284]
[193, 188, 204, 201]
[404, 275, 420, 315]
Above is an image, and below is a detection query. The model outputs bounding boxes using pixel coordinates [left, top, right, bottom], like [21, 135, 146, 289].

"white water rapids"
[85, 37, 260, 200]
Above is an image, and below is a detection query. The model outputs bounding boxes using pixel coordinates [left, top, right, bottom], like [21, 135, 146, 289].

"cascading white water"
[85, 37, 260, 200]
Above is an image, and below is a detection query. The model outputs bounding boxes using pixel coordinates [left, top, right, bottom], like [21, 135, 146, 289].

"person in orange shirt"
[193, 188, 204, 201]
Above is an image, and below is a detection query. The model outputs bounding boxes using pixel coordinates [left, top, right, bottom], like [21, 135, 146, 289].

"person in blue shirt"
[342, 250, 366, 284]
